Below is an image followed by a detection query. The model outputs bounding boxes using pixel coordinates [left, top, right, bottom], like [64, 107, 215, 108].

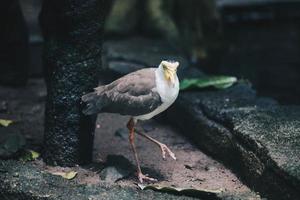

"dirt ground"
[0, 79, 258, 197]
[93, 113, 249, 192]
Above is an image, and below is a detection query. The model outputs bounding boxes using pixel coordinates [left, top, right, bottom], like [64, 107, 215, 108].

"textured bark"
[40, 0, 109, 166]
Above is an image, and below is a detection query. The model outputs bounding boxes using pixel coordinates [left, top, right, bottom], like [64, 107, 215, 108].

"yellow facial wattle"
[164, 69, 176, 84]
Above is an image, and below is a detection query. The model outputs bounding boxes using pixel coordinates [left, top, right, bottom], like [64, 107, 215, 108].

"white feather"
[134, 64, 179, 121]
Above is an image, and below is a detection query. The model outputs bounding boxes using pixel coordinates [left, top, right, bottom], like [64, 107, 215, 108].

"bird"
[81, 60, 180, 183]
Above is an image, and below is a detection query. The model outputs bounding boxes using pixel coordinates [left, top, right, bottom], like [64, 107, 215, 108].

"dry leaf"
[52, 171, 78, 180]
[20, 150, 40, 162]
[0, 119, 13, 127]
[29, 150, 40, 159]
[138, 184, 222, 198]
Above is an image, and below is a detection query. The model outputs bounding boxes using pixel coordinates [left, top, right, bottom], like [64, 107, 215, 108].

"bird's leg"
[127, 118, 157, 183]
[135, 129, 176, 160]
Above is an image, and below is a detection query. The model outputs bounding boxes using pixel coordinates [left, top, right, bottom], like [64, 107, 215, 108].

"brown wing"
[94, 68, 162, 116]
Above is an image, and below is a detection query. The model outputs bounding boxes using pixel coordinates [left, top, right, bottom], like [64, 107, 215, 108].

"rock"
[114, 128, 128, 140]
[0, 160, 197, 200]
[103, 37, 189, 74]
[141, 123, 155, 133]
[108, 61, 145, 76]
[99, 166, 130, 183]
[103, 37, 208, 83]
[105, 155, 134, 174]
[232, 106, 300, 182]
[0, 101, 8, 113]
[164, 82, 300, 200]
[0, 131, 26, 158]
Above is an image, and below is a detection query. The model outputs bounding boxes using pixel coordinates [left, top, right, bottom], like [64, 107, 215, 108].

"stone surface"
[0, 160, 198, 200]
[165, 82, 300, 200]
[99, 155, 133, 183]
[0, 79, 45, 147]
[103, 37, 189, 75]
[0, 132, 26, 159]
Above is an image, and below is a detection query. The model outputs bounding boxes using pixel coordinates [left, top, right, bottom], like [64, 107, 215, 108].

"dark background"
[1, 0, 300, 104]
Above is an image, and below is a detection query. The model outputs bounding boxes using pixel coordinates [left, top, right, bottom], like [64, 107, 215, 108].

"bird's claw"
[159, 143, 176, 160]
[137, 172, 157, 183]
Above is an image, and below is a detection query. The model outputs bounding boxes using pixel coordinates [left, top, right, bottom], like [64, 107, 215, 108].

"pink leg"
[135, 129, 176, 160]
[127, 118, 157, 183]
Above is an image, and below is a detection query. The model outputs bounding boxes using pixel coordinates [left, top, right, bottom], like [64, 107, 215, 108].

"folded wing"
[82, 68, 162, 116]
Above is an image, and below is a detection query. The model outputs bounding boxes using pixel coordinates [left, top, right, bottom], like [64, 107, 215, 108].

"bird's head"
[160, 60, 179, 85]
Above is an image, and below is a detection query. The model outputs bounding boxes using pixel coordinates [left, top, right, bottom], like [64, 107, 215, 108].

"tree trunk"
[40, 0, 109, 166]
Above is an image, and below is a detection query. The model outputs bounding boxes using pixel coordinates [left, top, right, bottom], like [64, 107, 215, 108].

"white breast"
[135, 68, 179, 121]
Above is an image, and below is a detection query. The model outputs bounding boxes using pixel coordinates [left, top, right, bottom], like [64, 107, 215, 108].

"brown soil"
[94, 113, 251, 194]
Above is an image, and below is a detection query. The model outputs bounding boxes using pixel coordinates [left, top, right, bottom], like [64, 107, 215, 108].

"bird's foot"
[159, 143, 176, 160]
[137, 172, 157, 183]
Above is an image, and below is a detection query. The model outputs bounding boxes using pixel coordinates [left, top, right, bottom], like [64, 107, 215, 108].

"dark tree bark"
[40, 0, 109, 166]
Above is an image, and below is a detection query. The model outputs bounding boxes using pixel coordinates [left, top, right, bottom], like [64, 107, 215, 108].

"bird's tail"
[81, 92, 99, 115]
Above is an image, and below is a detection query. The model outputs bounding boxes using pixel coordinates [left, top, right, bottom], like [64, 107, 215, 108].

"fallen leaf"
[138, 184, 222, 198]
[180, 76, 237, 90]
[0, 119, 13, 127]
[51, 171, 78, 180]
[30, 150, 40, 159]
[20, 150, 40, 162]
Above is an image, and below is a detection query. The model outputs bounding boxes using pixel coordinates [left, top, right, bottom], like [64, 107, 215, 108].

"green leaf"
[52, 171, 78, 180]
[138, 184, 222, 198]
[180, 79, 199, 90]
[180, 76, 237, 91]
[213, 82, 235, 89]
[0, 119, 13, 127]
[20, 150, 40, 162]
